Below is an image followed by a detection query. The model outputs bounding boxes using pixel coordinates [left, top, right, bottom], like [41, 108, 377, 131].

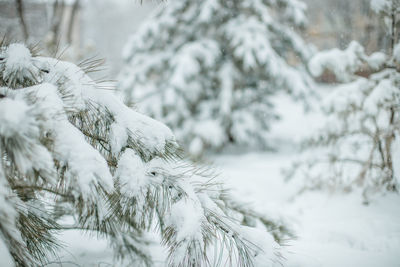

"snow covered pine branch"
[287, 0, 400, 203]
[0, 43, 290, 266]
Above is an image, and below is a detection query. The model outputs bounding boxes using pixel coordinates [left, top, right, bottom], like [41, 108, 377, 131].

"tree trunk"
[67, 0, 80, 44]
[15, 0, 28, 40]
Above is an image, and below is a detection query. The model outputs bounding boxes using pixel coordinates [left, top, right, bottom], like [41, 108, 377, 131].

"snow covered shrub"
[119, 0, 313, 156]
[0, 42, 290, 266]
[287, 0, 400, 202]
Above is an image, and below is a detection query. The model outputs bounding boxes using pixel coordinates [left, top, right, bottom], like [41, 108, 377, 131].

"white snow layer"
[3, 44, 39, 87]
[308, 41, 365, 82]
[214, 151, 400, 267]
[0, 97, 30, 138]
[309, 41, 387, 82]
[0, 238, 14, 267]
[115, 149, 147, 196]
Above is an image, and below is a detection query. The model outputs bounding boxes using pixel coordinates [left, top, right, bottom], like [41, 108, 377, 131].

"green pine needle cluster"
[0, 41, 291, 267]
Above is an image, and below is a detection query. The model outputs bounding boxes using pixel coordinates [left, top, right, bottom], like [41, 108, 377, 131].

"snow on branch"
[288, 37, 400, 202]
[0, 43, 288, 266]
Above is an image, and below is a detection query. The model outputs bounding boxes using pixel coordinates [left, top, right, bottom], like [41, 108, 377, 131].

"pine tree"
[0, 42, 291, 266]
[286, 0, 400, 202]
[119, 0, 313, 156]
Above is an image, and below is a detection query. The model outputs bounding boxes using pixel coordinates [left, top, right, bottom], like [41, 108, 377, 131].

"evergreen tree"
[0, 42, 290, 266]
[287, 0, 400, 203]
[119, 0, 313, 156]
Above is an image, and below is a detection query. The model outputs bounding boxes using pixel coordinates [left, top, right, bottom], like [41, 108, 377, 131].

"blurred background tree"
[118, 0, 314, 157]
[0, 0, 154, 68]
[287, 0, 400, 203]
[0, 0, 390, 73]
[0, 0, 83, 57]
[304, 0, 384, 52]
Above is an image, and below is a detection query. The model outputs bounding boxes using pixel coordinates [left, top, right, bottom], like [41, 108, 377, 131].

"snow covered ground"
[214, 151, 400, 267]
